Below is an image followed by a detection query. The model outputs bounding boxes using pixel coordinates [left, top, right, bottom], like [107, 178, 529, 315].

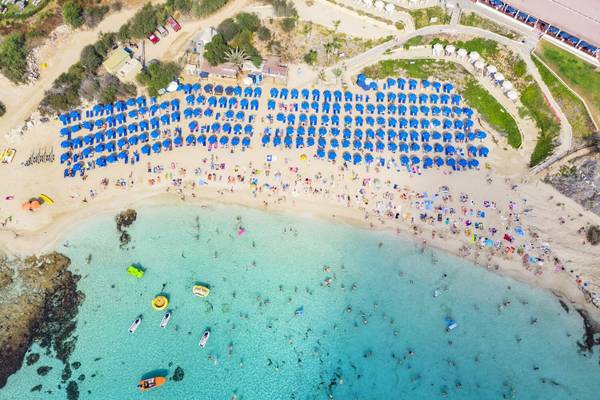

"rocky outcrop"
[0, 252, 84, 389]
[116, 209, 137, 247]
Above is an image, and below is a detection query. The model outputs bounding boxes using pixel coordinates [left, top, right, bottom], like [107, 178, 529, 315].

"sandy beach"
[1, 100, 599, 326]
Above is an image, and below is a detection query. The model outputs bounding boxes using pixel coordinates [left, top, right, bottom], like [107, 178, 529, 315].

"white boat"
[160, 311, 171, 328]
[129, 316, 142, 333]
[198, 331, 210, 348]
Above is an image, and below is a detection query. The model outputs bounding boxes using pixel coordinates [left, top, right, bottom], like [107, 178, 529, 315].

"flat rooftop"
[508, 0, 600, 45]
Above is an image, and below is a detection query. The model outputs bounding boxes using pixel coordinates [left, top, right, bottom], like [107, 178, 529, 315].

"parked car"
[166, 16, 181, 32]
[156, 25, 168, 37]
[147, 33, 160, 44]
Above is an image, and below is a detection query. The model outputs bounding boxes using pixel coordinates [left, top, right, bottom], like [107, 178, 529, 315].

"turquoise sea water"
[3, 204, 600, 399]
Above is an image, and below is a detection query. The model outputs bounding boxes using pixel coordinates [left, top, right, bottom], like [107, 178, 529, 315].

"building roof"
[200, 59, 237, 78]
[118, 58, 143, 82]
[262, 56, 288, 78]
[507, 0, 600, 45]
[103, 48, 131, 74]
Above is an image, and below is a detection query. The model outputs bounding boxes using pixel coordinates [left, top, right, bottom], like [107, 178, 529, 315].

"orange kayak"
[138, 376, 166, 392]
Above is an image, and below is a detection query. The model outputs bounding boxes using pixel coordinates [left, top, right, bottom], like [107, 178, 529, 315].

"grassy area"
[520, 81, 561, 165]
[533, 56, 596, 139]
[363, 58, 459, 80]
[459, 11, 521, 41]
[535, 40, 600, 126]
[0, 0, 50, 21]
[403, 35, 424, 49]
[462, 78, 521, 148]
[408, 6, 451, 29]
[430, 37, 499, 58]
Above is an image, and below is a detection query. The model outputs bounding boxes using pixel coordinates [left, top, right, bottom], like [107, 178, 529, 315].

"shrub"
[0, 101, 6, 117]
[303, 49, 317, 65]
[62, 0, 84, 28]
[40, 63, 85, 114]
[586, 225, 600, 245]
[258, 26, 271, 41]
[236, 12, 260, 32]
[128, 4, 159, 39]
[0, 33, 29, 84]
[83, 5, 110, 28]
[193, 0, 229, 17]
[513, 59, 527, 77]
[80, 45, 103, 73]
[280, 17, 296, 33]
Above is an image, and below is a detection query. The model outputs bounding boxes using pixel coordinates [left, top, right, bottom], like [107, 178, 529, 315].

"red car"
[147, 33, 160, 44]
[166, 16, 181, 32]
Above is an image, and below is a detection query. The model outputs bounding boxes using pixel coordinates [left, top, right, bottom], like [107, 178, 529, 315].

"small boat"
[160, 311, 171, 328]
[295, 306, 304, 316]
[129, 316, 142, 333]
[192, 285, 210, 298]
[445, 317, 458, 331]
[138, 376, 166, 392]
[199, 330, 210, 348]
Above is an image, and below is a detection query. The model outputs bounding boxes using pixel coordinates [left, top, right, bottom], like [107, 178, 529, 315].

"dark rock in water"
[0, 252, 84, 389]
[66, 381, 79, 400]
[558, 300, 569, 313]
[61, 364, 72, 382]
[116, 209, 137, 232]
[172, 366, 185, 382]
[71, 361, 81, 370]
[77, 374, 85, 382]
[26, 353, 40, 366]
[31, 384, 43, 392]
[576, 309, 600, 353]
[37, 366, 52, 376]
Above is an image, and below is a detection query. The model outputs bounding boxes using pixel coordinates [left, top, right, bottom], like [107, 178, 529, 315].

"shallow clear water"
[3, 204, 599, 399]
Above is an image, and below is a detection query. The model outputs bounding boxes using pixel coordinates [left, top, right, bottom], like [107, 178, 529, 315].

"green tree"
[94, 32, 116, 58]
[168, 0, 192, 13]
[236, 12, 260, 32]
[63, 0, 84, 28]
[303, 49, 317, 65]
[257, 26, 271, 41]
[117, 24, 131, 43]
[80, 45, 103, 73]
[218, 18, 241, 42]
[136, 61, 181, 96]
[203, 34, 230, 65]
[129, 4, 159, 39]
[0, 33, 29, 84]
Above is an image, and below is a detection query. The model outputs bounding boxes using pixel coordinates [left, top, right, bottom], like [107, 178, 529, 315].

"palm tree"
[224, 47, 250, 74]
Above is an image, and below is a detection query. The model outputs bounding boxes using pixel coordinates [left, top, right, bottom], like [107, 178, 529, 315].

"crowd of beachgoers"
[53, 142, 597, 318]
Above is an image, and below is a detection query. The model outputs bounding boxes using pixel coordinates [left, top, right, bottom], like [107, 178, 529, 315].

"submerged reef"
[0, 252, 84, 389]
[116, 208, 137, 247]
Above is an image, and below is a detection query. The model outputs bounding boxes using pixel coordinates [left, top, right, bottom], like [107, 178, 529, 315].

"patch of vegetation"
[513, 59, 527, 77]
[395, 21, 405, 31]
[0, 33, 29, 83]
[62, 0, 83, 28]
[430, 37, 499, 58]
[40, 31, 135, 114]
[362, 58, 455, 80]
[408, 7, 450, 29]
[0, 0, 49, 21]
[204, 12, 263, 67]
[587, 225, 600, 245]
[403, 35, 424, 49]
[192, 0, 230, 17]
[323, 0, 394, 26]
[0, 101, 6, 117]
[535, 40, 600, 126]
[462, 78, 521, 148]
[459, 11, 521, 41]
[533, 57, 595, 139]
[264, 0, 298, 17]
[520, 82, 561, 166]
[280, 17, 296, 33]
[136, 61, 181, 96]
[303, 49, 317, 65]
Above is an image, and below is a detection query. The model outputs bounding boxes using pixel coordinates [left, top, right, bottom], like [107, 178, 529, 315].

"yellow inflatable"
[151, 295, 169, 310]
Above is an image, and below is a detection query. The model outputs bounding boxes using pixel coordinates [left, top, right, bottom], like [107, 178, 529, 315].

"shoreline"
[3, 182, 600, 326]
